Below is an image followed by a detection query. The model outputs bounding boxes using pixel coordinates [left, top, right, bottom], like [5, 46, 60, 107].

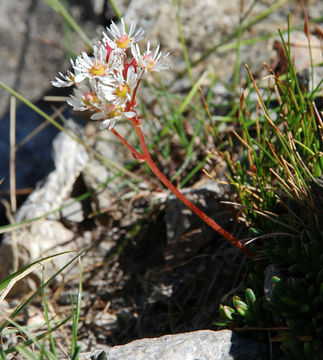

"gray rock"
[1, 1, 71, 117]
[164, 181, 236, 265]
[15, 119, 89, 221]
[81, 122, 141, 224]
[0, 0, 118, 118]
[0, 119, 89, 294]
[0, 0, 91, 202]
[61, 198, 85, 223]
[0, 0, 129, 196]
[124, 0, 323, 89]
[79, 330, 269, 360]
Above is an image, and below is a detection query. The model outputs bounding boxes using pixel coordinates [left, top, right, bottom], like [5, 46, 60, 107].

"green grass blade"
[15, 346, 38, 360]
[173, 0, 194, 86]
[0, 248, 87, 333]
[277, 28, 304, 109]
[4, 316, 72, 355]
[233, 22, 243, 94]
[170, 111, 205, 183]
[42, 268, 57, 357]
[177, 70, 209, 115]
[61, 0, 74, 59]
[108, 0, 122, 20]
[0, 251, 74, 293]
[44, 0, 92, 49]
[71, 345, 82, 360]
[0, 347, 6, 360]
[7, 319, 56, 360]
[0, 81, 78, 141]
[71, 258, 82, 356]
[180, 154, 211, 188]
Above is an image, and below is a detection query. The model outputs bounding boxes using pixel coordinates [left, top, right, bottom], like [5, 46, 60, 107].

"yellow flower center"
[83, 92, 98, 106]
[106, 104, 121, 118]
[143, 53, 155, 70]
[116, 34, 130, 49]
[115, 84, 128, 98]
[68, 74, 75, 82]
[90, 63, 105, 76]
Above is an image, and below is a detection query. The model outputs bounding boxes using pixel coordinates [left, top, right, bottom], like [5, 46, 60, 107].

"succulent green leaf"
[245, 288, 256, 308]
[272, 276, 282, 284]
[232, 296, 248, 316]
[280, 295, 302, 307]
[219, 304, 235, 321]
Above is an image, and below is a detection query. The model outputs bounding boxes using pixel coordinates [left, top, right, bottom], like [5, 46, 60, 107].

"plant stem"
[111, 128, 144, 161]
[131, 118, 254, 258]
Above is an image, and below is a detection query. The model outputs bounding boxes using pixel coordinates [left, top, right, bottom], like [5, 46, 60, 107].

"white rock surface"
[79, 330, 268, 360]
[0, 120, 89, 294]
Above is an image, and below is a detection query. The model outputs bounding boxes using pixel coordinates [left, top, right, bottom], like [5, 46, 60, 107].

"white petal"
[163, 50, 171, 59]
[51, 79, 64, 87]
[121, 18, 126, 34]
[74, 73, 87, 83]
[128, 21, 135, 37]
[154, 44, 160, 59]
[99, 119, 114, 130]
[110, 21, 120, 37]
[124, 111, 136, 118]
[90, 112, 105, 120]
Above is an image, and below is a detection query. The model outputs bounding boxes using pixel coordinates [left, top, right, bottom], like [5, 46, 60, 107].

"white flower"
[131, 41, 170, 72]
[51, 70, 74, 87]
[98, 118, 116, 130]
[73, 44, 116, 83]
[91, 104, 124, 130]
[91, 104, 136, 130]
[103, 17, 145, 50]
[51, 59, 77, 87]
[101, 66, 138, 106]
[52, 16, 170, 131]
[67, 80, 102, 112]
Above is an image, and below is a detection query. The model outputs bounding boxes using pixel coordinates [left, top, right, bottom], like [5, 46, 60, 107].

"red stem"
[131, 120, 254, 258]
[110, 128, 145, 161]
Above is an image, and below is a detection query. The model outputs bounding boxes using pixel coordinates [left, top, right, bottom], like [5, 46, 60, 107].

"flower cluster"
[52, 18, 170, 130]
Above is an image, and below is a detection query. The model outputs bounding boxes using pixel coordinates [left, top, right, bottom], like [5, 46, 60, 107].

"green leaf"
[245, 288, 256, 305]
[219, 304, 235, 321]
[232, 296, 248, 316]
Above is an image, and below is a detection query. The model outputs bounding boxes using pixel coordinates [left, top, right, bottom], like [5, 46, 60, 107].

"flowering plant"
[52, 18, 169, 130]
[52, 17, 253, 257]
